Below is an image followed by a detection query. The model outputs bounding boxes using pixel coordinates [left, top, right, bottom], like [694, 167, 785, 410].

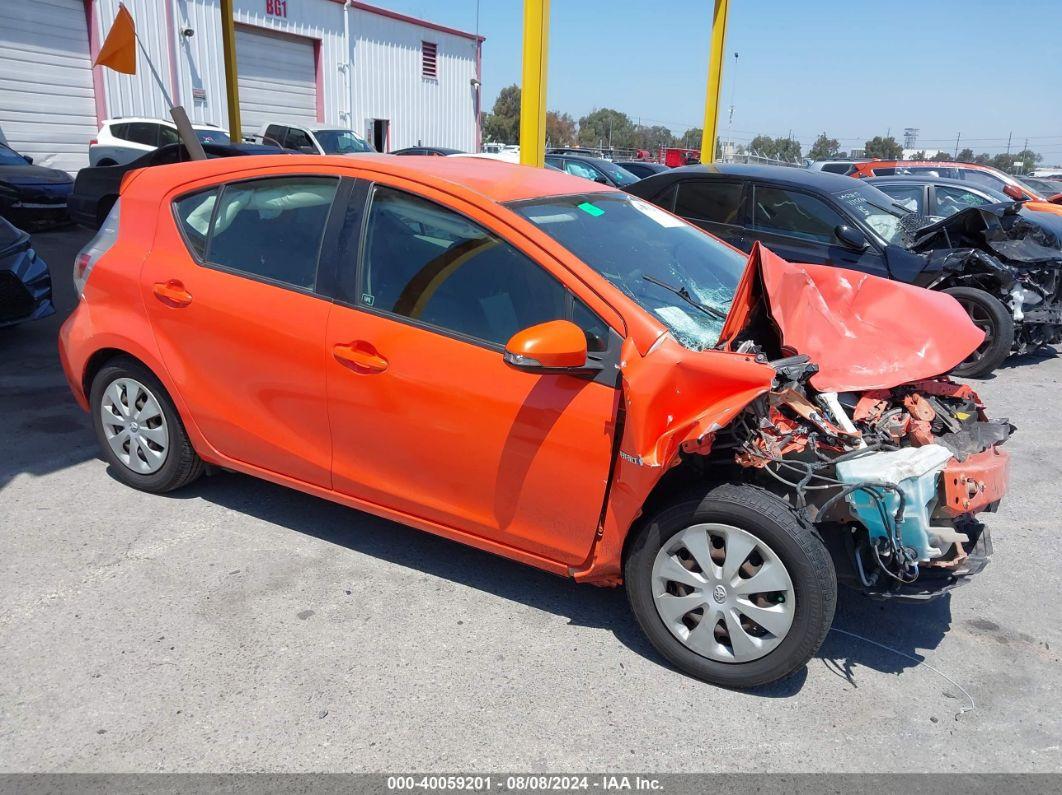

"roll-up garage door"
[236, 27, 318, 134]
[0, 0, 98, 174]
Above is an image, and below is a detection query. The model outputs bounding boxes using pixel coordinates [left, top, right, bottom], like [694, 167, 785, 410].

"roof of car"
[103, 117, 223, 130]
[128, 153, 614, 204]
[664, 162, 862, 191]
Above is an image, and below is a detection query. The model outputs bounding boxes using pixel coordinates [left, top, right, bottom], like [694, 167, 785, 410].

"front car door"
[872, 182, 928, 216]
[750, 183, 891, 278]
[142, 173, 345, 487]
[322, 179, 620, 565]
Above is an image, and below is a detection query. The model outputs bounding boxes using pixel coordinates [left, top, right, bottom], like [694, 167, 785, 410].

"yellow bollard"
[700, 0, 730, 164]
[519, 0, 550, 168]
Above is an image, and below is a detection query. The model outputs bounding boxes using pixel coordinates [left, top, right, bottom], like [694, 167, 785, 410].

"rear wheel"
[944, 286, 1014, 378]
[90, 357, 204, 493]
[625, 483, 835, 688]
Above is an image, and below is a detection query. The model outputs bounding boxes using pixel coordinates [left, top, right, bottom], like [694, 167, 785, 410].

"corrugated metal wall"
[7, 0, 478, 167]
[349, 7, 479, 152]
[94, 0, 174, 121]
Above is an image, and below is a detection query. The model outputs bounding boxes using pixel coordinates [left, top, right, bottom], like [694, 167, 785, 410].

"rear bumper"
[58, 309, 89, 410]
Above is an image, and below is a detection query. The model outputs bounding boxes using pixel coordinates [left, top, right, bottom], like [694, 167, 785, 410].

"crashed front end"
[713, 245, 1013, 600]
[908, 202, 1062, 352]
[728, 366, 1010, 599]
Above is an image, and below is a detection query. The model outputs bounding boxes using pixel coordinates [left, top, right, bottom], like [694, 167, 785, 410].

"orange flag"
[93, 5, 136, 74]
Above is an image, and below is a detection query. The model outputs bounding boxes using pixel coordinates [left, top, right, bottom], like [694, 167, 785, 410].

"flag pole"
[122, 3, 207, 160]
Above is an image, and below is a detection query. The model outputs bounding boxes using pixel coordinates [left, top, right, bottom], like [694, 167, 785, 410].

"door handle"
[153, 280, 193, 308]
[333, 341, 388, 374]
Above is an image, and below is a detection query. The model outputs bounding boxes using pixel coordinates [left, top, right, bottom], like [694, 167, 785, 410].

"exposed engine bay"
[713, 350, 1013, 598]
[903, 203, 1062, 352]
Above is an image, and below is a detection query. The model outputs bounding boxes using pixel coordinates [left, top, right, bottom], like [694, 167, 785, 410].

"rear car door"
[668, 178, 750, 249]
[932, 184, 994, 217]
[322, 180, 620, 565]
[751, 184, 891, 278]
[142, 174, 344, 487]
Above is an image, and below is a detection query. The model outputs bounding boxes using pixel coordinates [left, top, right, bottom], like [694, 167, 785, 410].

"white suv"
[255, 122, 374, 155]
[89, 118, 230, 166]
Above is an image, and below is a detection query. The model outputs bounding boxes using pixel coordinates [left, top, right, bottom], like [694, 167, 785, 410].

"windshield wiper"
[642, 274, 728, 320]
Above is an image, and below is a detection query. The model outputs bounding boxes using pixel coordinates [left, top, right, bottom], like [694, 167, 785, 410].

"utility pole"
[219, 0, 241, 141]
[699, 0, 730, 164]
[1005, 131, 1012, 156]
[954, 132, 961, 158]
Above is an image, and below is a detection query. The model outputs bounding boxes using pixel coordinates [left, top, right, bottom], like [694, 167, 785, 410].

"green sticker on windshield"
[577, 201, 605, 217]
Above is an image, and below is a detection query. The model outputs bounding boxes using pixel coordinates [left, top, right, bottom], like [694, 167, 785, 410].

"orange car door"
[142, 175, 343, 487]
[324, 182, 621, 565]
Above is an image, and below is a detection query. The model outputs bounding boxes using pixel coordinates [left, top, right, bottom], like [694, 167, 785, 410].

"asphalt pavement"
[1, 225, 1059, 772]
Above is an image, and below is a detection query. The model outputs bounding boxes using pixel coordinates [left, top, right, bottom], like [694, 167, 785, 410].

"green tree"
[681, 127, 703, 149]
[1011, 148, 1042, 174]
[956, 147, 975, 163]
[909, 150, 927, 161]
[930, 151, 954, 162]
[631, 124, 676, 152]
[864, 135, 903, 159]
[545, 111, 576, 147]
[577, 108, 635, 149]
[749, 134, 802, 162]
[482, 84, 520, 144]
[808, 132, 840, 161]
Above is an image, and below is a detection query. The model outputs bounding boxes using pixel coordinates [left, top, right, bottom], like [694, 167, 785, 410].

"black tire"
[944, 286, 1014, 378]
[625, 483, 836, 688]
[89, 356, 204, 493]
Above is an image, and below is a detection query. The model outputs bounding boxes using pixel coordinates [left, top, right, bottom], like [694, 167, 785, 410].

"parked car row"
[627, 163, 1062, 377]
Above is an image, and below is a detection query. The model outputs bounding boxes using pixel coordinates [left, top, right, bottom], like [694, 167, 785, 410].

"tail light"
[74, 199, 120, 298]
[89, 138, 98, 146]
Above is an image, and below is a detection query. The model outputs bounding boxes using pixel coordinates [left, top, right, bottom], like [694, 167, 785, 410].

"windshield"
[195, 129, 230, 144]
[833, 187, 907, 245]
[0, 144, 28, 166]
[510, 193, 747, 350]
[314, 130, 373, 154]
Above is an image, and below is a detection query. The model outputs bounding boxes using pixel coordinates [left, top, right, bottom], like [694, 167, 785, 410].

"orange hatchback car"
[60, 155, 1011, 687]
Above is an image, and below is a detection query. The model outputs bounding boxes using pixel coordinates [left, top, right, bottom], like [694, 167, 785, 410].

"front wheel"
[625, 483, 836, 688]
[944, 286, 1014, 378]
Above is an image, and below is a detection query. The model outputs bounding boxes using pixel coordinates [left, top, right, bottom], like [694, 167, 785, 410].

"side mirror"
[835, 224, 869, 251]
[594, 175, 609, 184]
[1002, 184, 1027, 201]
[23, 155, 33, 165]
[504, 320, 590, 373]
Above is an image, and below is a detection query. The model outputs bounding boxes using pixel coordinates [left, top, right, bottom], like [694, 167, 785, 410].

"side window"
[125, 122, 159, 146]
[876, 184, 924, 214]
[674, 180, 745, 224]
[110, 123, 130, 141]
[563, 160, 601, 181]
[935, 185, 991, 217]
[183, 177, 339, 289]
[264, 125, 286, 148]
[870, 167, 896, 176]
[158, 125, 180, 146]
[753, 186, 846, 243]
[961, 169, 1008, 192]
[285, 128, 315, 152]
[359, 186, 602, 348]
[173, 188, 219, 259]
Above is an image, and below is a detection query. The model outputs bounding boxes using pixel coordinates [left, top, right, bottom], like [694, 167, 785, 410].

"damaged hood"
[910, 202, 1062, 266]
[719, 244, 985, 392]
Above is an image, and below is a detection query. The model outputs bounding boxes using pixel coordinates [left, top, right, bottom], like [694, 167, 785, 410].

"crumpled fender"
[720, 244, 985, 392]
[571, 334, 775, 584]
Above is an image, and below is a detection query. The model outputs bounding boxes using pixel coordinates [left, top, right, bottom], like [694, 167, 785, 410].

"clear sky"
[378, 0, 1062, 161]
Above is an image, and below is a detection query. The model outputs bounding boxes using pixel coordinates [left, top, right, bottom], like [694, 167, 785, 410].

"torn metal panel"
[720, 244, 985, 392]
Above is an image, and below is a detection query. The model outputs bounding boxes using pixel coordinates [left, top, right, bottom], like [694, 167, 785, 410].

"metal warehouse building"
[0, 0, 484, 173]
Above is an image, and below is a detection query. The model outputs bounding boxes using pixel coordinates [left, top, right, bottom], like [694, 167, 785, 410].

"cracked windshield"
[511, 194, 747, 349]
